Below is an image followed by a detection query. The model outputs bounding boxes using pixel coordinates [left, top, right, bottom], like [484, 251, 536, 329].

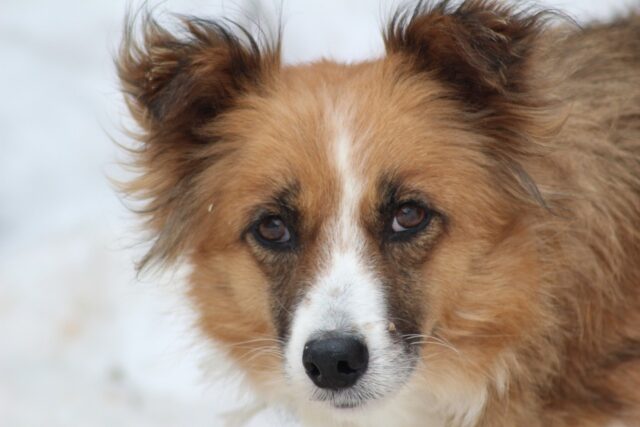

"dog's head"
[119, 1, 558, 423]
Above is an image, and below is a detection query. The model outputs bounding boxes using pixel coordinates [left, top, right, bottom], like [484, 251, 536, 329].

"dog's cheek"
[376, 261, 427, 344]
[418, 221, 548, 381]
[261, 254, 306, 341]
[188, 249, 284, 377]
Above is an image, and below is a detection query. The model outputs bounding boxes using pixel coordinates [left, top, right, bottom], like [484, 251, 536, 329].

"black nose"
[302, 334, 369, 390]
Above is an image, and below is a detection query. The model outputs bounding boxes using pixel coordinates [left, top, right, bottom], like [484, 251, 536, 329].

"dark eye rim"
[387, 201, 434, 242]
[251, 214, 296, 251]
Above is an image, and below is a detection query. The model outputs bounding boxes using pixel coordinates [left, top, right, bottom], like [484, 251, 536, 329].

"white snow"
[0, 0, 632, 426]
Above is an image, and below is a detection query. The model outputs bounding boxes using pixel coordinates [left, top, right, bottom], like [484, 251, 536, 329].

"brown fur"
[117, 1, 640, 426]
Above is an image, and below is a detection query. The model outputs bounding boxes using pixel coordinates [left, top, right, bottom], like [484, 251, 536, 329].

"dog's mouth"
[333, 400, 365, 410]
[314, 393, 373, 411]
[310, 370, 413, 412]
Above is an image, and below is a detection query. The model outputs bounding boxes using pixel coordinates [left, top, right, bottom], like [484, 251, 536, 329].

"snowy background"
[0, 0, 634, 426]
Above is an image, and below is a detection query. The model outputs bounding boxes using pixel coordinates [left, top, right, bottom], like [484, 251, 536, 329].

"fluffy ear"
[385, 0, 548, 107]
[117, 13, 279, 271]
[119, 13, 278, 141]
[385, 0, 559, 206]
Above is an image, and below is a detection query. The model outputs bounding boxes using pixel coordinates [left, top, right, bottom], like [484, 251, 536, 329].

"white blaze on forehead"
[284, 104, 398, 392]
[289, 105, 387, 332]
[304, 106, 383, 334]
[331, 112, 365, 253]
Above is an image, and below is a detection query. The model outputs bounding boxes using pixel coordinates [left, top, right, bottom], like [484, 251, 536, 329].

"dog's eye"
[255, 216, 291, 244]
[392, 203, 430, 233]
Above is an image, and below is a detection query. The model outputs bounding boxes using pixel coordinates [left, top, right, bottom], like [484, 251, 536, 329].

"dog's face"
[119, 2, 555, 422]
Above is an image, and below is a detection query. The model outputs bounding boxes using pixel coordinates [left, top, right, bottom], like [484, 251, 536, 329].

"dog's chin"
[307, 390, 396, 423]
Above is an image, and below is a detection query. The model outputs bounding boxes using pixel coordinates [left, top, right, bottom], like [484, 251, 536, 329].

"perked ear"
[385, 0, 549, 107]
[117, 13, 279, 271]
[118, 13, 279, 141]
[385, 1, 560, 207]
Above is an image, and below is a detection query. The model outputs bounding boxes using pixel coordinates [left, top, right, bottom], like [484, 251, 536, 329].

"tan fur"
[117, 2, 640, 426]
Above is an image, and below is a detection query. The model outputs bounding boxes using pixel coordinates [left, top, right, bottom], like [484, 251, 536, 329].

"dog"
[117, 1, 640, 426]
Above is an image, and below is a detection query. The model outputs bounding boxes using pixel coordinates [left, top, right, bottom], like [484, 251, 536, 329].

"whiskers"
[402, 333, 462, 356]
[226, 336, 286, 366]
[227, 336, 286, 349]
[226, 338, 290, 390]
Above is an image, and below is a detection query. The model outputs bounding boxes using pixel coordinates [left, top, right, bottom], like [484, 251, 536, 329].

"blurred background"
[0, 0, 634, 425]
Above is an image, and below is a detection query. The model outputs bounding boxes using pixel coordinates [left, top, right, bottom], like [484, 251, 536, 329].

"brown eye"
[392, 203, 427, 232]
[256, 216, 291, 244]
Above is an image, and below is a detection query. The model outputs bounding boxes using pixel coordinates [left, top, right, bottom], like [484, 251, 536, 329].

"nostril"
[337, 360, 357, 375]
[304, 362, 320, 377]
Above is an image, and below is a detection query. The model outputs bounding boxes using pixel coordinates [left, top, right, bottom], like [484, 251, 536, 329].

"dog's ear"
[385, 0, 547, 107]
[117, 14, 279, 271]
[385, 1, 559, 207]
[119, 14, 277, 142]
